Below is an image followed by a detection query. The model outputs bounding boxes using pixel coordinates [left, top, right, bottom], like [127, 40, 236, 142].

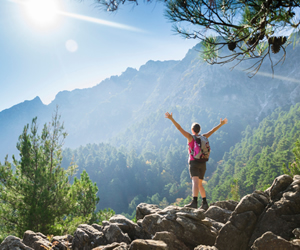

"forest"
[61, 104, 300, 218]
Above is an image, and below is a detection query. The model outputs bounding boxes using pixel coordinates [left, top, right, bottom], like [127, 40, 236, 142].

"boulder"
[136, 203, 161, 221]
[52, 235, 73, 250]
[205, 218, 225, 232]
[129, 239, 167, 250]
[266, 174, 293, 200]
[92, 242, 129, 250]
[22, 231, 51, 250]
[249, 175, 300, 246]
[215, 192, 267, 250]
[204, 205, 232, 224]
[152, 231, 189, 250]
[210, 200, 238, 211]
[103, 224, 131, 245]
[72, 224, 106, 250]
[109, 214, 150, 240]
[140, 205, 217, 248]
[0, 236, 33, 250]
[251, 231, 300, 249]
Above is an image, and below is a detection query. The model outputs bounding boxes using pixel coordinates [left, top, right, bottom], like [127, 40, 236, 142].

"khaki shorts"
[189, 160, 206, 180]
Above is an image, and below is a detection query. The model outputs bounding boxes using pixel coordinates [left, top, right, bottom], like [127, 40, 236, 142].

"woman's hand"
[220, 118, 228, 125]
[165, 112, 173, 120]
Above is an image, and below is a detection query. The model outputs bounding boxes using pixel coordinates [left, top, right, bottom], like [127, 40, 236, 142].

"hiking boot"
[199, 200, 209, 211]
[184, 199, 198, 209]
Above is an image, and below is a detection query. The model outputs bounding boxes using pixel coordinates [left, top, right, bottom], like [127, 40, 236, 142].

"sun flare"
[24, 0, 60, 28]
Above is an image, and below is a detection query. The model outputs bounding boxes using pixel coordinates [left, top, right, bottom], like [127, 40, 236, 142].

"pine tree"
[0, 109, 96, 236]
[71, 170, 100, 218]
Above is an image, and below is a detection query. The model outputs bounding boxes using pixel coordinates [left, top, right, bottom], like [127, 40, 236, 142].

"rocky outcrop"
[1, 174, 300, 250]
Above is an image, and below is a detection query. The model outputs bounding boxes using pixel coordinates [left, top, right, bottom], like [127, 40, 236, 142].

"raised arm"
[165, 112, 193, 142]
[203, 118, 228, 138]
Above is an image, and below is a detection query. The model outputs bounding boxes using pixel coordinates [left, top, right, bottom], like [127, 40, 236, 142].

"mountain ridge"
[1, 42, 300, 162]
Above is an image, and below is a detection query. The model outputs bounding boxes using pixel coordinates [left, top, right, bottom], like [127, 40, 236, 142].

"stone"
[129, 239, 167, 250]
[205, 205, 232, 224]
[22, 231, 51, 250]
[266, 174, 293, 200]
[210, 200, 238, 211]
[92, 242, 129, 250]
[205, 218, 225, 232]
[215, 192, 267, 250]
[109, 214, 150, 240]
[249, 178, 300, 246]
[140, 205, 217, 248]
[234, 194, 265, 216]
[52, 235, 73, 250]
[0, 236, 33, 250]
[103, 224, 131, 245]
[152, 231, 189, 250]
[251, 231, 300, 250]
[72, 224, 106, 250]
[136, 203, 161, 220]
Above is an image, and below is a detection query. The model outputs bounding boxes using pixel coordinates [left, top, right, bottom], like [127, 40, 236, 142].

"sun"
[24, 0, 61, 28]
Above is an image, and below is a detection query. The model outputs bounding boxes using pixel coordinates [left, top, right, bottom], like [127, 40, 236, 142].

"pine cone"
[268, 37, 276, 44]
[271, 44, 281, 54]
[228, 42, 237, 51]
[277, 36, 287, 45]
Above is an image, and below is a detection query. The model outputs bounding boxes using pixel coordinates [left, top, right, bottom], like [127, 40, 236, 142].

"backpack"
[189, 135, 210, 162]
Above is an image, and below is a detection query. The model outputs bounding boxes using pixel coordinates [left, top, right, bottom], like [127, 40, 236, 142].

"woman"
[165, 112, 228, 210]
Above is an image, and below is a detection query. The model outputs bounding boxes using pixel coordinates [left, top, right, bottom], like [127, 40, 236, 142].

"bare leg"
[192, 176, 200, 197]
[198, 179, 206, 198]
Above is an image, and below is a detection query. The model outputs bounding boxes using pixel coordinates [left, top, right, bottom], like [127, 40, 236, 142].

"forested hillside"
[61, 103, 300, 217]
[206, 103, 300, 202]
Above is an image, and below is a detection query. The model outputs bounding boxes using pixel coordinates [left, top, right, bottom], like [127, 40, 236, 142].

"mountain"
[1, 42, 300, 163]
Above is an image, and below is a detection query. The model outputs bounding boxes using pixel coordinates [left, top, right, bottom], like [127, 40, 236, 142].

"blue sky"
[0, 0, 198, 112]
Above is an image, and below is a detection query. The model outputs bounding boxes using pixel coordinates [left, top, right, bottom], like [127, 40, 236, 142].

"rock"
[205, 218, 225, 232]
[92, 242, 129, 250]
[140, 205, 217, 248]
[234, 194, 266, 216]
[136, 203, 161, 220]
[251, 231, 300, 249]
[215, 192, 267, 250]
[52, 235, 73, 250]
[103, 224, 131, 245]
[109, 214, 150, 240]
[22, 231, 51, 250]
[266, 174, 293, 200]
[249, 175, 300, 246]
[152, 231, 189, 250]
[0, 236, 33, 250]
[129, 239, 167, 250]
[72, 224, 106, 250]
[210, 200, 238, 211]
[205, 205, 232, 223]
